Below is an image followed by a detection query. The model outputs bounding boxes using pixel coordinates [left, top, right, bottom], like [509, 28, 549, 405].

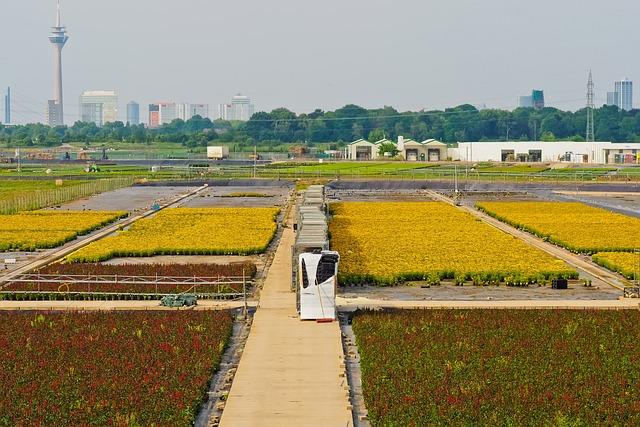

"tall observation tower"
[46, 0, 69, 126]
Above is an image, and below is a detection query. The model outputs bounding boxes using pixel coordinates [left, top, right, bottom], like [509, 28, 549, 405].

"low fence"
[0, 177, 135, 214]
[0, 273, 253, 301]
[140, 166, 640, 184]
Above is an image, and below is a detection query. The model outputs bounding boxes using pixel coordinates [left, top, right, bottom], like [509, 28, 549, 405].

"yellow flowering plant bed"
[593, 252, 640, 280]
[329, 202, 577, 286]
[0, 211, 128, 251]
[66, 207, 280, 263]
[476, 201, 640, 254]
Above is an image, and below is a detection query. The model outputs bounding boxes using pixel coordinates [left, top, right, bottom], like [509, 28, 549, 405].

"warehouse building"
[344, 137, 448, 162]
[451, 141, 639, 165]
[344, 138, 639, 164]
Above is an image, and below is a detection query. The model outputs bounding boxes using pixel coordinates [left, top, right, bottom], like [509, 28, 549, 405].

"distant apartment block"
[149, 102, 209, 127]
[46, 100, 64, 127]
[127, 101, 140, 125]
[518, 90, 545, 109]
[606, 79, 633, 111]
[188, 103, 209, 119]
[219, 94, 255, 121]
[80, 90, 118, 126]
[148, 104, 160, 128]
[518, 96, 533, 108]
[177, 103, 209, 121]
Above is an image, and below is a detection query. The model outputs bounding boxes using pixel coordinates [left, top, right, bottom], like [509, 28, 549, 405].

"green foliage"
[377, 142, 399, 157]
[4, 104, 640, 147]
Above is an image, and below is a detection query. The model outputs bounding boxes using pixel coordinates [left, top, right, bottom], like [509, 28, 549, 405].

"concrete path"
[220, 222, 352, 427]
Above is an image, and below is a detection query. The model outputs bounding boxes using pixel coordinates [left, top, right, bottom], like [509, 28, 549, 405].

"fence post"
[242, 269, 247, 318]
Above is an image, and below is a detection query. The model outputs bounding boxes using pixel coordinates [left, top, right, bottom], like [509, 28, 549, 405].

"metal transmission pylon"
[586, 70, 595, 142]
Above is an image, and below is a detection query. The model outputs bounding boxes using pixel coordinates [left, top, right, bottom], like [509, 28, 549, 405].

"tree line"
[2, 104, 640, 148]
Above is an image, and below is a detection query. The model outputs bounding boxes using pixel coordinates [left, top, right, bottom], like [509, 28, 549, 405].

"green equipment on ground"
[160, 294, 198, 308]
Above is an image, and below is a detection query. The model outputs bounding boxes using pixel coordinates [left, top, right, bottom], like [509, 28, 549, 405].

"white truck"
[207, 146, 230, 160]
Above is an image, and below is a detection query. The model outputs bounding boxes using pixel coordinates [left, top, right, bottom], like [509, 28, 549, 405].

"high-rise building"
[518, 96, 533, 108]
[148, 104, 160, 128]
[149, 102, 210, 127]
[176, 103, 209, 120]
[3, 87, 9, 124]
[531, 90, 545, 109]
[518, 90, 544, 109]
[47, 0, 69, 126]
[189, 103, 209, 119]
[46, 100, 63, 127]
[219, 94, 255, 121]
[159, 103, 177, 125]
[127, 101, 140, 125]
[79, 90, 118, 126]
[607, 79, 633, 111]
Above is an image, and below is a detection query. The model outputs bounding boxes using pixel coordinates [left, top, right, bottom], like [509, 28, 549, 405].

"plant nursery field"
[477, 201, 640, 253]
[0, 310, 233, 427]
[0, 180, 88, 201]
[593, 252, 640, 280]
[0, 262, 257, 295]
[329, 202, 576, 285]
[353, 309, 640, 426]
[66, 207, 279, 262]
[0, 210, 127, 251]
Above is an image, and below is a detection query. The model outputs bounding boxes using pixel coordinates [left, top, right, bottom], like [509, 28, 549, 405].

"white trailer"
[207, 146, 230, 160]
[298, 251, 340, 321]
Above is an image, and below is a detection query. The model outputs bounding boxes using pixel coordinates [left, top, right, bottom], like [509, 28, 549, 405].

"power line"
[586, 70, 595, 142]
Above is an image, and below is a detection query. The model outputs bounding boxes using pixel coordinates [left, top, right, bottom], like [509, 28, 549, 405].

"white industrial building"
[343, 138, 639, 165]
[451, 141, 639, 165]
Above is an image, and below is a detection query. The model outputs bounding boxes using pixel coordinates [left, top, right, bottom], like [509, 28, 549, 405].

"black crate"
[552, 278, 568, 290]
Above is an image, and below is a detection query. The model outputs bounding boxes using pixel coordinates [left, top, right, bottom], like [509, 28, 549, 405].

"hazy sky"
[2, 0, 640, 124]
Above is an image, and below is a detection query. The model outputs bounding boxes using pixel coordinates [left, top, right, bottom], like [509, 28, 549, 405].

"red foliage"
[353, 309, 640, 425]
[3, 262, 257, 295]
[0, 311, 233, 426]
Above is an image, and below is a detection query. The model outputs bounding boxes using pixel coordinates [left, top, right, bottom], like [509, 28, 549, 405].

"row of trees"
[0, 116, 219, 147]
[2, 104, 640, 147]
[243, 104, 640, 144]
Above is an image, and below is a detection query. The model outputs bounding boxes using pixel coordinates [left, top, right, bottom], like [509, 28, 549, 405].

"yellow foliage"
[66, 207, 279, 262]
[593, 252, 640, 280]
[0, 211, 127, 251]
[477, 201, 640, 253]
[329, 202, 576, 285]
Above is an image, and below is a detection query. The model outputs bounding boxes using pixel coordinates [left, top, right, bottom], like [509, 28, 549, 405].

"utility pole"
[253, 141, 257, 178]
[586, 70, 596, 142]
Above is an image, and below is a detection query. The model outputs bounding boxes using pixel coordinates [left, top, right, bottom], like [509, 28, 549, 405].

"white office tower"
[80, 90, 118, 126]
[219, 94, 255, 121]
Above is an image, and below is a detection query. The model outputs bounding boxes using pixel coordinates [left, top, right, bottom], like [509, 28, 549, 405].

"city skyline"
[2, 1, 640, 124]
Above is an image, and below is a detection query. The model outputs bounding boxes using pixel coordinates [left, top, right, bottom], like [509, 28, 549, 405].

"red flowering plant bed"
[0, 310, 233, 426]
[1, 262, 256, 296]
[353, 309, 640, 426]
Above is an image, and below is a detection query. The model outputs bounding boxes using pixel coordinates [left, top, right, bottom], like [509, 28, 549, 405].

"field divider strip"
[0, 184, 210, 284]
